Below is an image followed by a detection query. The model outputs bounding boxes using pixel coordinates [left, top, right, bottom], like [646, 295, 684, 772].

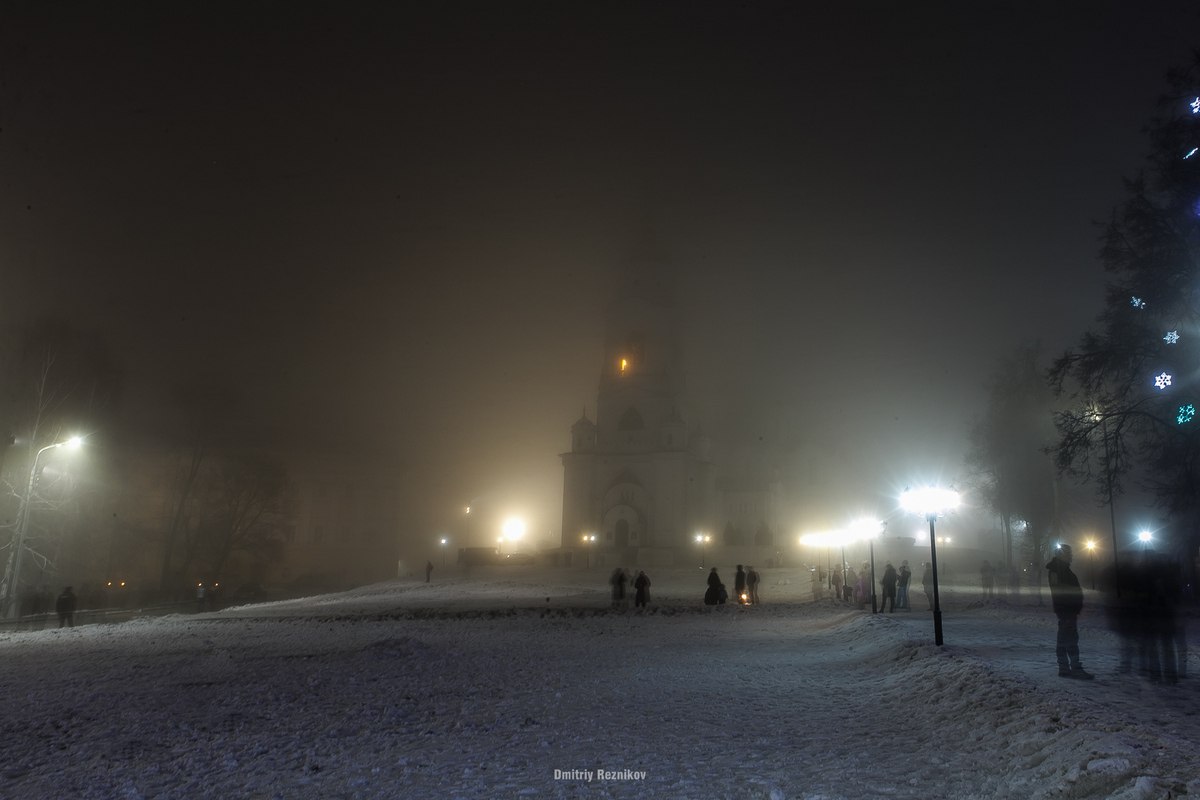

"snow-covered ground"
[1, 566, 1196, 800]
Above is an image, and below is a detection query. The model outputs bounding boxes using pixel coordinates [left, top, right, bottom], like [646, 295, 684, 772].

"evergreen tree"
[1050, 55, 1200, 573]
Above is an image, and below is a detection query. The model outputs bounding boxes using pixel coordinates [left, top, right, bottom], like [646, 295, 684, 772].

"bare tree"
[0, 321, 119, 614]
[192, 453, 290, 584]
[966, 343, 1061, 592]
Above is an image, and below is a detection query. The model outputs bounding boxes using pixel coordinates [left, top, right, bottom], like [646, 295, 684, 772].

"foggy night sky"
[3, 2, 1198, 547]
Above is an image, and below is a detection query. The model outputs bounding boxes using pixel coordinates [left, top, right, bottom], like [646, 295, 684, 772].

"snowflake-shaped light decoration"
[1131, 296, 1146, 309]
[1178, 404, 1196, 425]
[1165, 330, 1181, 344]
[1155, 372, 1173, 389]
[1191, 96, 1200, 114]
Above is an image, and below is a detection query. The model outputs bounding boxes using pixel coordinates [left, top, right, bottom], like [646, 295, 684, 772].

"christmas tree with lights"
[1051, 56, 1200, 568]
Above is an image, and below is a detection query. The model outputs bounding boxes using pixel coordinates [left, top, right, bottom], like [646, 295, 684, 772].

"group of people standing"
[609, 567, 652, 608]
[830, 559, 931, 611]
[704, 564, 760, 606]
[608, 564, 766, 608]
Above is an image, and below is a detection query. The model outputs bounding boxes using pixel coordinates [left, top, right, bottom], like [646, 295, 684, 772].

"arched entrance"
[615, 519, 630, 548]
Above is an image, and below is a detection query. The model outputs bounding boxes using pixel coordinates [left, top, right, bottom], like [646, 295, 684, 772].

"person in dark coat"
[734, 565, 747, 604]
[634, 570, 651, 608]
[879, 562, 898, 613]
[746, 566, 760, 604]
[610, 567, 628, 608]
[425, 561, 433, 583]
[55, 586, 77, 628]
[704, 567, 724, 605]
[1047, 544, 1093, 679]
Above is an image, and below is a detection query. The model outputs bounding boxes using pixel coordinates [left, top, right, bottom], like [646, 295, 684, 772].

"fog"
[2, 2, 1197, 586]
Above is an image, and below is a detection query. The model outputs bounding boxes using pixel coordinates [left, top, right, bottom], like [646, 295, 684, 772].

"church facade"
[559, 279, 784, 568]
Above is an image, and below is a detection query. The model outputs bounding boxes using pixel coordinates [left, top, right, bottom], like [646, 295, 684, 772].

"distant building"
[559, 271, 783, 568]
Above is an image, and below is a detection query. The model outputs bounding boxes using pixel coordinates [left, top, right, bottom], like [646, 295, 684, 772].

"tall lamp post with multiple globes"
[900, 486, 960, 646]
[581, 533, 596, 568]
[1, 436, 84, 618]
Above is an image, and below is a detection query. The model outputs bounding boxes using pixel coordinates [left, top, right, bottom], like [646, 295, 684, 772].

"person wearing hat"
[1046, 544, 1093, 679]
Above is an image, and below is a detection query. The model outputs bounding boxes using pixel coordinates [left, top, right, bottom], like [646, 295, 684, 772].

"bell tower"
[559, 256, 716, 565]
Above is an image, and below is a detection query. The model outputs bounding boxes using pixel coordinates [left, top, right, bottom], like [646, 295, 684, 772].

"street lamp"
[1, 436, 84, 618]
[581, 533, 596, 568]
[847, 517, 884, 613]
[900, 486, 960, 646]
[694, 533, 711, 568]
[499, 516, 525, 558]
[1138, 530, 1153, 551]
[1085, 539, 1097, 590]
[439, 537, 449, 568]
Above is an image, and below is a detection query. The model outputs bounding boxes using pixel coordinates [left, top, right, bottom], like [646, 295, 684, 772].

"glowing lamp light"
[900, 487, 960, 518]
[846, 516, 884, 539]
[1155, 372, 1173, 390]
[501, 517, 526, 541]
[1165, 330, 1180, 344]
[1178, 404, 1196, 425]
[619, 357, 629, 374]
[1085, 539, 1096, 552]
[1138, 530, 1153, 545]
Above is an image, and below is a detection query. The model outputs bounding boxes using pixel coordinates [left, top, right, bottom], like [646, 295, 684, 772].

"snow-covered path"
[0, 573, 1196, 800]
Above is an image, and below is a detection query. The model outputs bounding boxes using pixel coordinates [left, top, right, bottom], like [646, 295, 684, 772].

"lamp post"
[1, 436, 84, 618]
[848, 517, 884, 613]
[900, 486, 960, 646]
[1138, 530, 1152, 552]
[694, 533, 711, 568]
[581, 533, 596, 568]
[1085, 539, 1096, 590]
[440, 537, 448, 568]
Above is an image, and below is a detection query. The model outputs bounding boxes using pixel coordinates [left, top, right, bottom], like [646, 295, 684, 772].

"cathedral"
[559, 274, 784, 568]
